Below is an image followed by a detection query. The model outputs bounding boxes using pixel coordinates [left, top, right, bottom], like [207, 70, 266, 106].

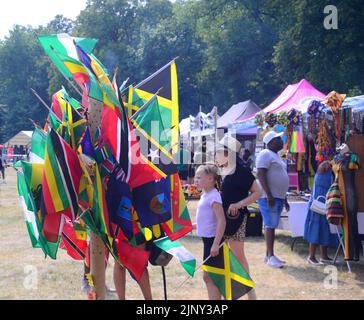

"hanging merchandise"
[277, 111, 290, 127]
[264, 112, 277, 127]
[287, 108, 302, 126]
[286, 125, 293, 151]
[324, 91, 346, 143]
[307, 100, 325, 117]
[316, 118, 331, 163]
[290, 126, 306, 153]
[324, 91, 346, 113]
[254, 112, 265, 128]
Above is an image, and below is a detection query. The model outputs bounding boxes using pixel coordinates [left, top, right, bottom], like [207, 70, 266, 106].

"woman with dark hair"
[304, 161, 338, 265]
[215, 134, 262, 300]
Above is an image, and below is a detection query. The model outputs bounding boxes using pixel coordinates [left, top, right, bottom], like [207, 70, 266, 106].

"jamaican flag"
[202, 243, 254, 300]
[127, 59, 179, 154]
[131, 95, 177, 178]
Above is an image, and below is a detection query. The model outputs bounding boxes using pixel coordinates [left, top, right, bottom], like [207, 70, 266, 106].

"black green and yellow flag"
[131, 95, 177, 178]
[126, 59, 179, 153]
[202, 243, 254, 300]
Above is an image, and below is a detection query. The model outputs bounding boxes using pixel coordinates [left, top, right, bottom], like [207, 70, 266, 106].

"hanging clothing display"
[332, 152, 360, 261]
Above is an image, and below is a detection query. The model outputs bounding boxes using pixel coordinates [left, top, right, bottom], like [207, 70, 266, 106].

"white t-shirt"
[196, 188, 223, 238]
[256, 149, 289, 199]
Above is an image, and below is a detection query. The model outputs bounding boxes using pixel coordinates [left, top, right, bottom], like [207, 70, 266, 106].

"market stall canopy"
[342, 95, 364, 112]
[227, 79, 325, 135]
[217, 100, 261, 128]
[179, 116, 194, 137]
[262, 79, 325, 114]
[5, 131, 32, 146]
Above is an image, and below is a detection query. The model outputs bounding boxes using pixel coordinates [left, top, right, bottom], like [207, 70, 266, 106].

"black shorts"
[202, 237, 215, 261]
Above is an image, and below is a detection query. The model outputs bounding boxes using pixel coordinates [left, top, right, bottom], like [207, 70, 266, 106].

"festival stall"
[251, 83, 364, 268]
[2, 130, 32, 163]
[217, 100, 261, 163]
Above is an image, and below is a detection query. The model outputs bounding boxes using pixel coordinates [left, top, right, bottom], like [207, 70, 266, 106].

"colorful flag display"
[16, 33, 193, 288]
[126, 60, 179, 154]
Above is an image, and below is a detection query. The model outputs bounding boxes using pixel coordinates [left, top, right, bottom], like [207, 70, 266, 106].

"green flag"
[154, 237, 196, 276]
[17, 172, 41, 248]
[29, 128, 46, 164]
[202, 243, 254, 300]
[17, 171, 60, 259]
[38, 33, 98, 79]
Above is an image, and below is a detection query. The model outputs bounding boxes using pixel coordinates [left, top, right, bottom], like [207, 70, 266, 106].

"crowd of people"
[1, 131, 342, 300]
[191, 131, 339, 300]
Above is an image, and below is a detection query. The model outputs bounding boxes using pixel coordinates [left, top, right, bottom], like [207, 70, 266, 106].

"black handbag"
[224, 207, 248, 236]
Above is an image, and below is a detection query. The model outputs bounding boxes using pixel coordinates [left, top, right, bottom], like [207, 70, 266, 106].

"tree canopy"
[0, 0, 363, 142]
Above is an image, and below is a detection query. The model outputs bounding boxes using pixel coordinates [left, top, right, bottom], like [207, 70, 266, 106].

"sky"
[0, 0, 87, 39]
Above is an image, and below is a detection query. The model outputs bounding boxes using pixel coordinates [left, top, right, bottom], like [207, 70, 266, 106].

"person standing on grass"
[193, 164, 226, 300]
[304, 161, 338, 265]
[215, 134, 261, 300]
[256, 131, 289, 269]
[0, 157, 5, 183]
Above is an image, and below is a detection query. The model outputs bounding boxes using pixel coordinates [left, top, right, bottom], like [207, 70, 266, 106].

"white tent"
[6, 131, 32, 146]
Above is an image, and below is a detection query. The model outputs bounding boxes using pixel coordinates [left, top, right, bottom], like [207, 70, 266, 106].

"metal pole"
[162, 266, 167, 300]
[30, 88, 62, 123]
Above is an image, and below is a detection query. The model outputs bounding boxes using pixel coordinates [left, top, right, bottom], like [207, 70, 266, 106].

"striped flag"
[42, 129, 82, 221]
[39, 34, 104, 102]
[154, 237, 196, 276]
[60, 217, 88, 260]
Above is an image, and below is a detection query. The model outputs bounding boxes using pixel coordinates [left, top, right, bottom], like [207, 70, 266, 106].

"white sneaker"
[264, 255, 286, 264]
[275, 255, 286, 264]
[267, 256, 284, 268]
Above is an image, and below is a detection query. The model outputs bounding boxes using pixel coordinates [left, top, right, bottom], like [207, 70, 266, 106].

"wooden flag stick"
[87, 97, 107, 300]
[172, 241, 226, 293]
[30, 88, 62, 123]
[28, 118, 44, 131]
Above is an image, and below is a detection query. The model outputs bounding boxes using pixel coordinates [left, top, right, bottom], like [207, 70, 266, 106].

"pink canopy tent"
[262, 79, 325, 113]
[235, 79, 325, 123]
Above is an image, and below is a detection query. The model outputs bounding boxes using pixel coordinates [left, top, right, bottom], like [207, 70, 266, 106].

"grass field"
[0, 168, 363, 300]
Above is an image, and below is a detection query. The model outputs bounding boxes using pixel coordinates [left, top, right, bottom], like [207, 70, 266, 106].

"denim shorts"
[258, 198, 285, 229]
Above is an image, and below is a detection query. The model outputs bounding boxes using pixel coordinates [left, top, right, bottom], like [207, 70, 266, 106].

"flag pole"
[48, 46, 83, 97]
[28, 118, 44, 131]
[162, 266, 167, 300]
[172, 241, 226, 293]
[87, 96, 107, 300]
[30, 88, 62, 123]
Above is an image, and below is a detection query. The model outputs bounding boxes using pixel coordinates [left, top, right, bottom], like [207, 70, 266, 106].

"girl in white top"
[193, 164, 226, 300]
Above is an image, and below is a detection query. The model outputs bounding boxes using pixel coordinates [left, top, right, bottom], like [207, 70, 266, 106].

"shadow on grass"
[275, 233, 364, 287]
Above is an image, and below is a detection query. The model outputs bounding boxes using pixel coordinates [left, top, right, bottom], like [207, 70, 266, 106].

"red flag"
[115, 237, 150, 282]
[60, 217, 87, 260]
